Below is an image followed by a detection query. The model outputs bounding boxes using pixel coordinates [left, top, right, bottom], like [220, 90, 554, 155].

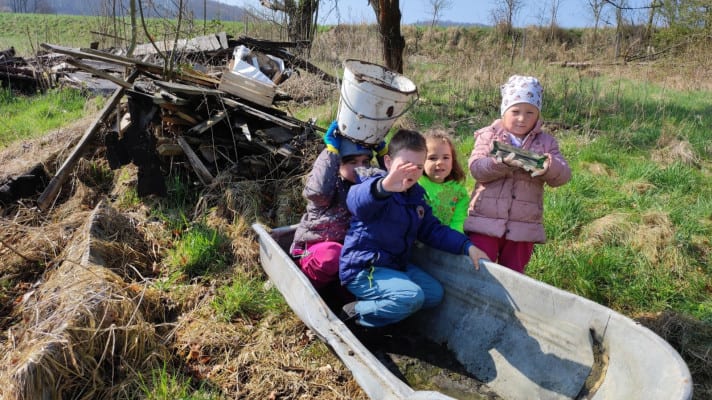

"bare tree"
[491, 0, 523, 35]
[12, 0, 29, 13]
[369, 0, 405, 73]
[586, 0, 607, 41]
[137, 0, 188, 77]
[260, 0, 319, 48]
[644, 0, 662, 40]
[425, 0, 453, 29]
[127, 0, 137, 56]
[548, 0, 562, 41]
[612, 0, 627, 59]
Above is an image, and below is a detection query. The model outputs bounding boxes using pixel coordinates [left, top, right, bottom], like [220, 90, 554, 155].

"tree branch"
[261, 0, 287, 12]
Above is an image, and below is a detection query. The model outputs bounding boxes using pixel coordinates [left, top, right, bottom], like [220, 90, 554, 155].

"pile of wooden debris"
[1, 33, 339, 210]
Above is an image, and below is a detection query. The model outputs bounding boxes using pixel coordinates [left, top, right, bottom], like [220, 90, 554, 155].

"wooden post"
[37, 69, 139, 211]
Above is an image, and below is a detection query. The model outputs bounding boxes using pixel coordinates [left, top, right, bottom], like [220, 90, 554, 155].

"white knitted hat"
[500, 75, 543, 116]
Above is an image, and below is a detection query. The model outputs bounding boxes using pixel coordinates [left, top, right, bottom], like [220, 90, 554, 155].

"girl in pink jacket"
[465, 75, 571, 273]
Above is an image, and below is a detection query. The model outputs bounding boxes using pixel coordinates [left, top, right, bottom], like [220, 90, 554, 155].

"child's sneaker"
[339, 301, 360, 326]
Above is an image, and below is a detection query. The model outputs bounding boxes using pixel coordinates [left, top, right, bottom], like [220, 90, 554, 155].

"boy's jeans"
[345, 264, 444, 328]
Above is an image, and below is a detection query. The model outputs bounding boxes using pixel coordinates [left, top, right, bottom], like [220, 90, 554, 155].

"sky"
[230, 0, 650, 29]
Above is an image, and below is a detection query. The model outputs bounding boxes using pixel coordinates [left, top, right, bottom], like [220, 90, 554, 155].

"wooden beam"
[220, 97, 301, 130]
[177, 136, 214, 185]
[64, 58, 132, 89]
[37, 69, 140, 211]
[188, 110, 228, 135]
[41, 43, 221, 87]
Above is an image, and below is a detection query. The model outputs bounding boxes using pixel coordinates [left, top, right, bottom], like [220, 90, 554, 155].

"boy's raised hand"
[467, 244, 490, 270]
[382, 158, 421, 192]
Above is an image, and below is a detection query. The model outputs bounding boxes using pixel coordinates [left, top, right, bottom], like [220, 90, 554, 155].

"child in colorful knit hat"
[290, 121, 387, 290]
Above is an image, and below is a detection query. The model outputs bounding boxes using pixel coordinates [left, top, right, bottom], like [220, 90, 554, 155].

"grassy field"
[1, 13, 711, 399]
[0, 12, 247, 56]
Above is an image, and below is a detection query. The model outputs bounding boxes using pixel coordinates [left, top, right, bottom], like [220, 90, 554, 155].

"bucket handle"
[340, 87, 419, 122]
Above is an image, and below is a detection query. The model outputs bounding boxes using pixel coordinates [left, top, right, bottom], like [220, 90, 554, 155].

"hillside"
[0, 0, 246, 21]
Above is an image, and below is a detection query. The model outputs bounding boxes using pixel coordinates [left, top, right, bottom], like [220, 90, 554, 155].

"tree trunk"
[370, 0, 405, 73]
[127, 0, 137, 56]
[261, 0, 317, 55]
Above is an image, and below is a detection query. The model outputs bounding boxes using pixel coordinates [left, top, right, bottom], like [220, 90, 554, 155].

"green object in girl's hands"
[490, 141, 547, 170]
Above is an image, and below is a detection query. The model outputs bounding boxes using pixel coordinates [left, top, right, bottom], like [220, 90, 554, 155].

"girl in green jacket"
[418, 129, 469, 233]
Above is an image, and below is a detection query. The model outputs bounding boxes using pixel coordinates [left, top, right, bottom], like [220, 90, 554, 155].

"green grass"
[0, 87, 88, 147]
[400, 58, 712, 325]
[138, 363, 223, 400]
[166, 222, 230, 278]
[148, 173, 199, 233]
[212, 277, 288, 322]
[402, 54, 712, 326]
[531, 76, 712, 322]
[0, 12, 246, 57]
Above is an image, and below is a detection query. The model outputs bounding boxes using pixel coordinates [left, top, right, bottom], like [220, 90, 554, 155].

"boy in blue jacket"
[339, 129, 489, 328]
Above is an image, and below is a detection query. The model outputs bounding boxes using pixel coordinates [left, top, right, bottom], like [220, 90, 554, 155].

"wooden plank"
[175, 111, 199, 125]
[41, 43, 137, 67]
[177, 136, 214, 185]
[41, 43, 221, 87]
[188, 110, 228, 135]
[157, 143, 183, 157]
[218, 60, 276, 107]
[135, 64, 220, 87]
[132, 33, 225, 56]
[154, 80, 224, 96]
[37, 69, 140, 211]
[162, 115, 193, 126]
[64, 58, 132, 89]
[156, 90, 191, 106]
[220, 97, 301, 130]
[61, 72, 120, 94]
[217, 32, 229, 49]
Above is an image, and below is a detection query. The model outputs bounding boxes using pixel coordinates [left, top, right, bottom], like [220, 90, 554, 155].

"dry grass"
[636, 311, 712, 398]
[578, 212, 634, 249]
[652, 139, 698, 167]
[0, 202, 167, 400]
[581, 161, 613, 176]
[279, 71, 338, 105]
[0, 114, 97, 178]
[577, 211, 677, 265]
[631, 211, 676, 265]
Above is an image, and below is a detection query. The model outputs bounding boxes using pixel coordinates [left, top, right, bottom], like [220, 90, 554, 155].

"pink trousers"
[468, 233, 534, 274]
[296, 241, 342, 288]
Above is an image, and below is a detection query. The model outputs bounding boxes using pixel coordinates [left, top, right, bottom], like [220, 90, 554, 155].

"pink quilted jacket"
[464, 119, 571, 243]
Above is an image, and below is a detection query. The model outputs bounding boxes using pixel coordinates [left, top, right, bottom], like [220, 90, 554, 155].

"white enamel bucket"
[336, 59, 418, 145]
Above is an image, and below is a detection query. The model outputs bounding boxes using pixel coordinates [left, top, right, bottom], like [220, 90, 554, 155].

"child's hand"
[373, 140, 388, 157]
[382, 159, 421, 192]
[530, 154, 551, 177]
[467, 244, 490, 270]
[501, 152, 526, 169]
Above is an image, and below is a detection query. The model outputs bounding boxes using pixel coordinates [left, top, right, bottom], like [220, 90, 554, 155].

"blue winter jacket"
[339, 169, 472, 285]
